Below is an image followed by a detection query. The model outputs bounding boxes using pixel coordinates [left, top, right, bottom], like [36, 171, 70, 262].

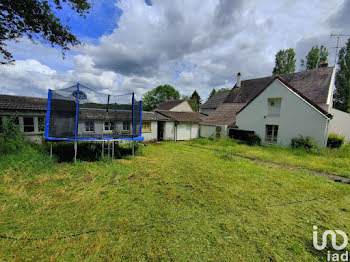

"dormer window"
[267, 98, 281, 116]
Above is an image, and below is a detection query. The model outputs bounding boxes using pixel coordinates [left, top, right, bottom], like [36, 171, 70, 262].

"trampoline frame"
[45, 83, 144, 161]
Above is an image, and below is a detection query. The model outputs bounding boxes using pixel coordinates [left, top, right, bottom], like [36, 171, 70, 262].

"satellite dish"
[72, 90, 87, 100]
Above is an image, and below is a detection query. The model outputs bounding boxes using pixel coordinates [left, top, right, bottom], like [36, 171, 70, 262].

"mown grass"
[189, 138, 350, 178]
[0, 141, 350, 261]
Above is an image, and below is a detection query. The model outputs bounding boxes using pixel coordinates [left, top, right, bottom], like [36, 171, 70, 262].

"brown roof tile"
[200, 91, 230, 109]
[156, 99, 187, 110]
[156, 110, 206, 122]
[0, 94, 47, 111]
[200, 103, 245, 126]
[224, 67, 334, 104]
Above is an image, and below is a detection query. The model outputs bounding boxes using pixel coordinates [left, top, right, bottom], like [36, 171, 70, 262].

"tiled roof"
[156, 99, 186, 110]
[156, 110, 207, 122]
[205, 67, 334, 126]
[224, 67, 334, 104]
[79, 109, 172, 121]
[200, 103, 245, 126]
[0, 94, 47, 111]
[200, 91, 230, 109]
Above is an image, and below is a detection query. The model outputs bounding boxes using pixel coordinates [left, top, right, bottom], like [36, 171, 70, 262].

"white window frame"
[265, 125, 278, 143]
[104, 121, 114, 131]
[142, 121, 152, 132]
[123, 121, 130, 131]
[85, 121, 94, 132]
[23, 117, 35, 133]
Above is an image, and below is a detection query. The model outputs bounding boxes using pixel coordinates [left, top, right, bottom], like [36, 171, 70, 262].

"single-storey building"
[0, 94, 207, 143]
[200, 66, 350, 147]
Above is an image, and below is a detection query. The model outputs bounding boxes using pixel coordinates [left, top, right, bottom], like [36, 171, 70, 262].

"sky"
[0, 0, 349, 101]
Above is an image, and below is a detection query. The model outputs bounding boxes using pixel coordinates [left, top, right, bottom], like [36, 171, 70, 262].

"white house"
[154, 99, 206, 141]
[200, 66, 350, 146]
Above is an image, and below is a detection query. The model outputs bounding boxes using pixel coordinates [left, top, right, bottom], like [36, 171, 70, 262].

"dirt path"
[188, 145, 350, 185]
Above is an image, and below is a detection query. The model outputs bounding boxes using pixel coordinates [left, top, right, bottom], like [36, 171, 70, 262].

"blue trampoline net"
[45, 83, 142, 141]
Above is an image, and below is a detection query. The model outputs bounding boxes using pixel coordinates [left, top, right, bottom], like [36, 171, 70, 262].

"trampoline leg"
[50, 142, 53, 157]
[102, 141, 104, 158]
[141, 143, 143, 156]
[112, 141, 115, 159]
[74, 141, 77, 162]
[132, 141, 134, 157]
[108, 141, 110, 158]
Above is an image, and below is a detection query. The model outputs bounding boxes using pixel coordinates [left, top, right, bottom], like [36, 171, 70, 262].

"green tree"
[208, 88, 217, 98]
[0, 0, 91, 64]
[217, 87, 230, 93]
[190, 90, 202, 111]
[272, 48, 296, 75]
[182, 95, 198, 111]
[334, 38, 350, 113]
[142, 84, 180, 111]
[301, 45, 329, 69]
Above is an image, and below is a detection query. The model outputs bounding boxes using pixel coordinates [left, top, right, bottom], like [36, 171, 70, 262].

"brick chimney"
[237, 72, 241, 88]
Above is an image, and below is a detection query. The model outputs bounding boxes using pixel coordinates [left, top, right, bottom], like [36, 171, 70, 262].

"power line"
[330, 34, 350, 66]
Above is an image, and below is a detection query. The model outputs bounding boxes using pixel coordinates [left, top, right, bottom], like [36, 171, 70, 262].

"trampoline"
[45, 83, 143, 160]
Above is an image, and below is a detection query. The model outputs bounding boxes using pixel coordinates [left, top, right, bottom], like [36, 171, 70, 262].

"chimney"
[320, 59, 328, 68]
[236, 72, 241, 88]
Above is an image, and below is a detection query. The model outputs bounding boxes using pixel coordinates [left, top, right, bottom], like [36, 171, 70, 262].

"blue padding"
[132, 92, 135, 138]
[139, 100, 142, 135]
[45, 89, 52, 139]
[45, 136, 144, 142]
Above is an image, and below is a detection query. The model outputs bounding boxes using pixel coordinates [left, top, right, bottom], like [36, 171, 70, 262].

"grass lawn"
[0, 141, 350, 261]
[189, 138, 350, 178]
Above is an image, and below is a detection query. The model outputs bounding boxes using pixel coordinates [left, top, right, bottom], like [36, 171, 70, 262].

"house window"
[23, 117, 35, 132]
[38, 117, 45, 132]
[265, 125, 278, 143]
[267, 98, 282, 116]
[85, 121, 94, 132]
[123, 121, 130, 131]
[104, 121, 114, 131]
[142, 121, 151, 132]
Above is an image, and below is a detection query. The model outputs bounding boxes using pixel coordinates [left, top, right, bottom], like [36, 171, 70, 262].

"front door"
[157, 121, 165, 141]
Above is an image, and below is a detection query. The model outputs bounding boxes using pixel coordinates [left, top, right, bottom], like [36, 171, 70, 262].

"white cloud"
[0, 0, 347, 101]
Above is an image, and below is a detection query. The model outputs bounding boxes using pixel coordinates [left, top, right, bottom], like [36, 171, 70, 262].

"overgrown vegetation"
[189, 138, 350, 178]
[327, 133, 345, 149]
[291, 136, 317, 151]
[0, 142, 350, 261]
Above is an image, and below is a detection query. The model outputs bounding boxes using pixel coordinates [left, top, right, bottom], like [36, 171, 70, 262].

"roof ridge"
[0, 94, 47, 100]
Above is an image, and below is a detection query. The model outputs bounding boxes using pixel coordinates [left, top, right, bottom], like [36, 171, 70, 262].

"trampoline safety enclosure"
[45, 83, 143, 160]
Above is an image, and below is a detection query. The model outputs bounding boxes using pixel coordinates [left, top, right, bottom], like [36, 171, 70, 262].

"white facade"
[200, 125, 227, 139]
[141, 121, 158, 142]
[169, 101, 193, 112]
[329, 108, 350, 142]
[235, 79, 331, 147]
[175, 123, 199, 140]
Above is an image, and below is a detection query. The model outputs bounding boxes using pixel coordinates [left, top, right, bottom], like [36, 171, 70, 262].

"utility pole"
[330, 34, 350, 66]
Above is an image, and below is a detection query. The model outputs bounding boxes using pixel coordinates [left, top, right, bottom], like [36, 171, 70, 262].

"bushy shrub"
[291, 136, 316, 151]
[327, 133, 345, 149]
[246, 133, 261, 146]
[0, 116, 25, 154]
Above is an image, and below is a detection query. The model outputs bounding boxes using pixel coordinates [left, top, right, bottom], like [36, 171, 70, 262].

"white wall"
[200, 125, 227, 139]
[235, 79, 330, 147]
[142, 121, 158, 142]
[170, 101, 193, 112]
[329, 108, 350, 142]
[164, 121, 175, 140]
